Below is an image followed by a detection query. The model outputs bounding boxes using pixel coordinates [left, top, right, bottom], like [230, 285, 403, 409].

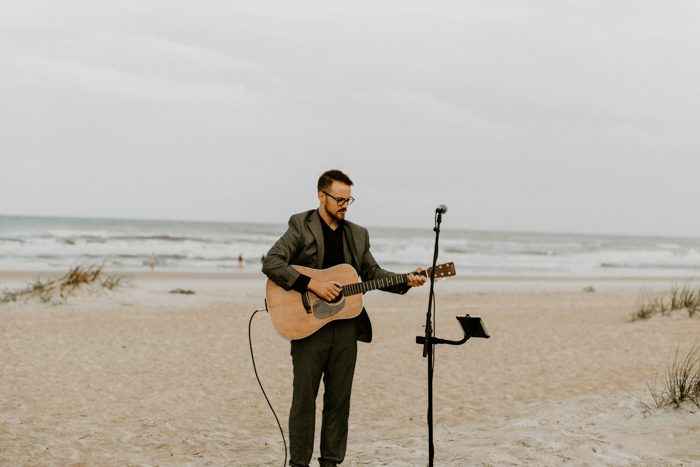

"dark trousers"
[289, 319, 358, 467]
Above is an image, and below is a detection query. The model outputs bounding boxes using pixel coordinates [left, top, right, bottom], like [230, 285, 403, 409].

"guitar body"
[266, 264, 364, 340]
[265, 261, 456, 341]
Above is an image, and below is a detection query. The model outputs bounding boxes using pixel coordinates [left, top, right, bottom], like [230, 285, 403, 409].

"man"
[263, 169, 426, 467]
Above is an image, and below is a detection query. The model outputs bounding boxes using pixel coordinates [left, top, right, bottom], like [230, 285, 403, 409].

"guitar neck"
[340, 263, 455, 297]
[342, 272, 417, 297]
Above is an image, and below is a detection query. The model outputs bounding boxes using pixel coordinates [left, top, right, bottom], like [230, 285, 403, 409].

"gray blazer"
[262, 209, 408, 342]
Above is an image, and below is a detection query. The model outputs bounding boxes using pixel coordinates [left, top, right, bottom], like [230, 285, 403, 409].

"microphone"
[435, 204, 448, 214]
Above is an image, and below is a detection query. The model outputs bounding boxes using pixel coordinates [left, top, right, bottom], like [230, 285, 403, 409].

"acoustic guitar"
[265, 262, 456, 340]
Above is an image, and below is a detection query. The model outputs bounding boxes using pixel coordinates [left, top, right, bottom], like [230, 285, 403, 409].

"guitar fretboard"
[342, 273, 414, 296]
[339, 263, 454, 297]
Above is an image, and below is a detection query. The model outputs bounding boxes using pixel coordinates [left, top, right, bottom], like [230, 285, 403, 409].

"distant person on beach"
[238, 253, 244, 267]
[147, 253, 156, 272]
[262, 169, 426, 467]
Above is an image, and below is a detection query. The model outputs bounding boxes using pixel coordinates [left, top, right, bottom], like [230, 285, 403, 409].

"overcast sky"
[1, 1, 699, 236]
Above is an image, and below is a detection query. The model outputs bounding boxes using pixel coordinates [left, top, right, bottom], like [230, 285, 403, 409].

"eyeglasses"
[322, 191, 355, 206]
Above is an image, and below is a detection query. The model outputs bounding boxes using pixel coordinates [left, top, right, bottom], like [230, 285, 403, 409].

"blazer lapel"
[307, 210, 325, 269]
[342, 223, 360, 275]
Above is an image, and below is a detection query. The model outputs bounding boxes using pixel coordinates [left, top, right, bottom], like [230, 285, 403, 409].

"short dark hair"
[317, 170, 353, 192]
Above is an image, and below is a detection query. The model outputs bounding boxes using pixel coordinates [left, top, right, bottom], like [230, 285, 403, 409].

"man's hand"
[308, 278, 342, 302]
[407, 268, 427, 287]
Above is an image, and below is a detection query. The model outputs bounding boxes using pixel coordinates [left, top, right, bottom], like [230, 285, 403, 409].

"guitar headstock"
[426, 262, 456, 278]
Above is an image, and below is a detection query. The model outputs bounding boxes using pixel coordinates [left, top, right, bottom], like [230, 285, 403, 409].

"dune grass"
[0, 264, 122, 304]
[644, 344, 700, 412]
[632, 280, 700, 321]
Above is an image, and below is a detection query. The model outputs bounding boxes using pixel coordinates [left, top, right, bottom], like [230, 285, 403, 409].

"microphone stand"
[415, 207, 490, 466]
[421, 209, 442, 466]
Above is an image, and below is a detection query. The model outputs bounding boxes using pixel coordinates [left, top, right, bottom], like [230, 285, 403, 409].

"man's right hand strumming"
[308, 278, 342, 302]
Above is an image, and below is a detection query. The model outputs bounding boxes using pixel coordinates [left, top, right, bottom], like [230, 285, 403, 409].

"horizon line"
[2, 212, 700, 241]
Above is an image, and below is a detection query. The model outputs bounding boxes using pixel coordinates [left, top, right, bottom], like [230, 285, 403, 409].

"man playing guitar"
[262, 169, 426, 467]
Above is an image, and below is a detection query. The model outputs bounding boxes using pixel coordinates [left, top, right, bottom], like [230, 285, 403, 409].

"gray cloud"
[1, 0, 699, 236]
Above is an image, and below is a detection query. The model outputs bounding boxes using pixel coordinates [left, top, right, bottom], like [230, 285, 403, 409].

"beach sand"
[2, 272, 699, 466]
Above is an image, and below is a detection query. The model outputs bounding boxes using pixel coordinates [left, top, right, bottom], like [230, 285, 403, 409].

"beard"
[329, 208, 346, 222]
[323, 202, 347, 223]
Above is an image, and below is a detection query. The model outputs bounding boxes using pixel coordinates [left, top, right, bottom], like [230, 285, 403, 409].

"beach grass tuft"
[1, 264, 122, 304]
[632, 280, 700, 321]
[644, 344, 700, 411]
[169, 288, 195, 295]
[100, 275, 123, 290]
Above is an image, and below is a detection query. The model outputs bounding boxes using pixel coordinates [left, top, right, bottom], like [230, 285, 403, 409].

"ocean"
[1, 214, 700, 277]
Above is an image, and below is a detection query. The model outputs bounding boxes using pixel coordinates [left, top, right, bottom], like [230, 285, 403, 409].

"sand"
[1, 271, 699, 466]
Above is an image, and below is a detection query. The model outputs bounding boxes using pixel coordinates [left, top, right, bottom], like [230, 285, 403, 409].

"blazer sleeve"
[262, 215, 305, 291]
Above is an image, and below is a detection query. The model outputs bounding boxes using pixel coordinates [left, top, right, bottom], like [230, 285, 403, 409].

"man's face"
[319, 181, 352, 222]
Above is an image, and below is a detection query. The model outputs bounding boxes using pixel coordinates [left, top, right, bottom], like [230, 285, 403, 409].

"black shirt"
[290, 212, 345, 293]
[320, 216, 345, 269]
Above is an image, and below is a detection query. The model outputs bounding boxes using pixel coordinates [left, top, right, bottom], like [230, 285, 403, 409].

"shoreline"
[2, 268, 695, 284]
[2, 269, 694, 302]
